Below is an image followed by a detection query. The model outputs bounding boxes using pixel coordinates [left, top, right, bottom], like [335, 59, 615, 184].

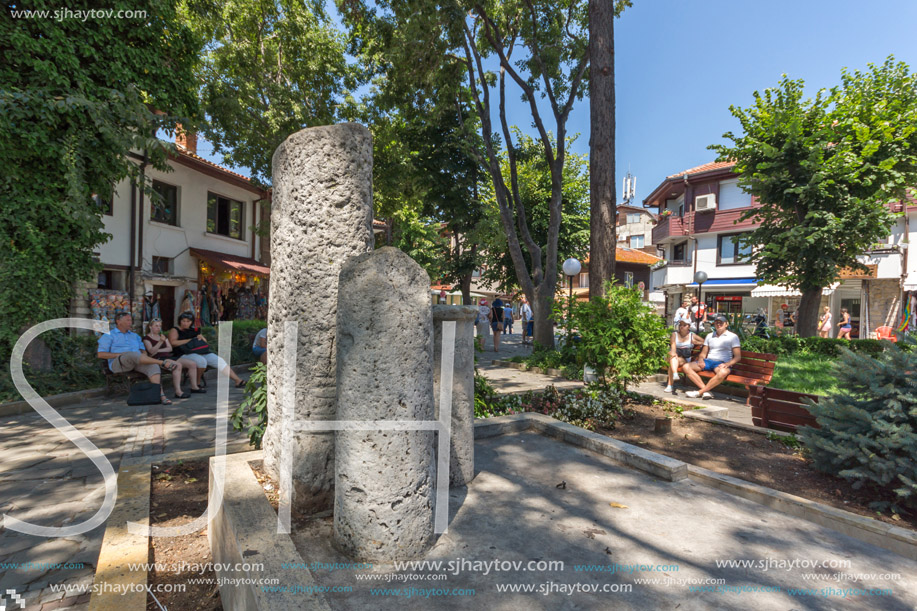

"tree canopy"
[0, 0, 200, 355]
[711, 57, 917, 337]
[184, 0, 357, 184]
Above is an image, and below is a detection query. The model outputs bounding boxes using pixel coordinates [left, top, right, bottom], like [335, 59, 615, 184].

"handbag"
[127, 382, 162, 406]
[179, 336, 210, 355]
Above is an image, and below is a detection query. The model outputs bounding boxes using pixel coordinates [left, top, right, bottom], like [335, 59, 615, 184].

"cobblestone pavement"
[0, 369, 252, 610]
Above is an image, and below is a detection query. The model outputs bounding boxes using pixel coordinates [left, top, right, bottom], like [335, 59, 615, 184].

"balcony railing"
[652, 213, 690, 243]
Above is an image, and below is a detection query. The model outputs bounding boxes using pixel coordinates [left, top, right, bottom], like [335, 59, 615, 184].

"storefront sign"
[839, 265, 877, 279]
[715, 295, 743, 302]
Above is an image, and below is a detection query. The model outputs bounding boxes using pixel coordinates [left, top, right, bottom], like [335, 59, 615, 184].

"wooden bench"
[750, 386, 822, 433]
[677, 345, 778, 404]
[99, 358, 174, 395]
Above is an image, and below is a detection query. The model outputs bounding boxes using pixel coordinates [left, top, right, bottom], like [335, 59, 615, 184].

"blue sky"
[196, 0, 917, 206]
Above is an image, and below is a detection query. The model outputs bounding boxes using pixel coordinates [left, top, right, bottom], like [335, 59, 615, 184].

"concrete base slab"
[211, 417, 917, 610]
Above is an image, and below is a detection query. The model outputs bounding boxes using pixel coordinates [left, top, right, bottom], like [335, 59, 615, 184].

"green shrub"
[0, 331, 104, 403]
[232, 362, 267, 449]
[799, 338, 917, 511]
[569, 282, 669, 390]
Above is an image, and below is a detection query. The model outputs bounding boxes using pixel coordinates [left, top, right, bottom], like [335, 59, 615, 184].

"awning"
[687, 278, 757, 289]
[750, 283, 839, 298]
[905, 274, 917, 292]
[431, 289, 487, 298]
[190, 248, 270, 276]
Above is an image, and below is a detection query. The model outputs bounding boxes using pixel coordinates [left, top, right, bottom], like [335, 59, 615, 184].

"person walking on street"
[476, 300, 491, 350]
[520, 297, 533, 345]
[503, 302, 513, 335]
[818, 306, 833, 338]
[837, 308, 852, 340]
[491, 296, 505, 352]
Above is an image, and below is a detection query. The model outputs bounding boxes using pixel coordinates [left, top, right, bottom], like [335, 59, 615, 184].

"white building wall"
[98, 176, 134, 266]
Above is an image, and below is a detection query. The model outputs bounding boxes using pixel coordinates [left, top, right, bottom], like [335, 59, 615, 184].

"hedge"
[741, 334, 900, 358]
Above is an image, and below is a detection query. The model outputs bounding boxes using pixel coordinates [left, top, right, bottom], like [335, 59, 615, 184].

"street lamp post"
[694, 270, 708, 332]
[563, 258, 582, 344]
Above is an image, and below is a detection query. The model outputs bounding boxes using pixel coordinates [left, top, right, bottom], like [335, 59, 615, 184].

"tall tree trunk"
[532, 284, 555, 348]
[796, 288, 823, 337]
[460, 272, 472, 305]
[588, 0, 616, 299]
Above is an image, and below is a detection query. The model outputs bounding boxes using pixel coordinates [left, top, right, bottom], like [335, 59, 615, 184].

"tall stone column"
[333, 248, 435, 561]
[432, 305, 477, 487]
[262, 124, 374, 514]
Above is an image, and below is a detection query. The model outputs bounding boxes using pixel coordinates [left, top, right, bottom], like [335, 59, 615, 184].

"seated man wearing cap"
[682, 314, 741, 399]
[97, 311, 184, 405]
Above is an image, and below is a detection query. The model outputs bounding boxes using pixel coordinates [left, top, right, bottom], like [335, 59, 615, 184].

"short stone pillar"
[432, 305, 477, 487]
[262, 124, 374, 514]
[333, 248, 435, 561]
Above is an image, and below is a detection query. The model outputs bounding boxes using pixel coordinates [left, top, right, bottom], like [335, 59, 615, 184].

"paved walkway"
[0, 369, 252, 610]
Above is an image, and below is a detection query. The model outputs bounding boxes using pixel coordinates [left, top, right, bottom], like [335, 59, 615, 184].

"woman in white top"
[476, 300, 492, 350]
[666, 319, 705, 393]
[818, 306, 832, 338]
[673, 299, 691, 328]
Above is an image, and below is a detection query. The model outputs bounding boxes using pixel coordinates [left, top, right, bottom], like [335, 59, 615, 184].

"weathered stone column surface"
[333, 247, 435, 561]
[263, 123, 374, 513]
[432, 305, 477, 487]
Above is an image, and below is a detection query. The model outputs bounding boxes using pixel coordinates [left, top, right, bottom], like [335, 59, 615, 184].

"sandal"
[235, 380, 246, 389]
[175, 392, 191, 399]
[160, 394, 173, 405]
[190, 387, 206, 394]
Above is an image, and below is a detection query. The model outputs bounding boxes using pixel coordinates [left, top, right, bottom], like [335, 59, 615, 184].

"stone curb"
[687, 465, 917, 561]
[90, 441, 260, 611]
[210, 451, 333, 611]
[474, 413, 687, 482]
[491, 359, 567, 378]
[0, 363, 256, 417]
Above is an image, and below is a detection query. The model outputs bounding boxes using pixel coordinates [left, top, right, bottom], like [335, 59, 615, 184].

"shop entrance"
[840, 296, 861, 338]
[153, 285, 176, 329]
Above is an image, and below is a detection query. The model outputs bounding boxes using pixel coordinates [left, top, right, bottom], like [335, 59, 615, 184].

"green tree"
[711, 58, 917, 336]
[570, 281, 669, 390]
[183, 0, 357, 184]
[0, 0, 200, 356]
[477, 133, 590, 294]
[799, 340, 917, 512]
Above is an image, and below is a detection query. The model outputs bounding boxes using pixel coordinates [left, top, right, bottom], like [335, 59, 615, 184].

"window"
[630, 235, 645, 249]
[625, 272, 634, 288]
[152, 256, 173, 275]
[151, 181, 179, 225]
[626, 213, 641, 224]
[672, 241, 688, 263]
[718, 233, 752, 264]
[579, 272, 589, 288]
[207, 193, 244, 239]
[718, 179, 751, 211]
[93, 191, 113, 216]
[97, 270, 113, 289]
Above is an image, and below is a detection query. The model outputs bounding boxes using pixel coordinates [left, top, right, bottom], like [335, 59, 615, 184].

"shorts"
[110, 352, 160, 378]
[252, 346, 266, 358]
[701, 359, 726, 372]
[491, 320, 502, 332]
[840, 325, 852, 330]
[180, 352, 228, 371]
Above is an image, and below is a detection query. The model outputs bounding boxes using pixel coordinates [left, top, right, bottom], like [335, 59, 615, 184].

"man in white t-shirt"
[683, 314, 741, 399]
[673, 299, 691, 328]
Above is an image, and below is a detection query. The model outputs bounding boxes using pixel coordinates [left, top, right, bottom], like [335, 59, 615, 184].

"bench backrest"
[690, 345, 777, 382]
[750, 386, 821, 433]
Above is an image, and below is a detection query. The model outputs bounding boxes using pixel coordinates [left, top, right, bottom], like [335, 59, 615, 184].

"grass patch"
[769, 352, 839, 396]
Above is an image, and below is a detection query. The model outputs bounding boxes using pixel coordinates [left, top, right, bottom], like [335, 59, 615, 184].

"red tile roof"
[174, 144, 255, 183]
[667, 161, 736, 178]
